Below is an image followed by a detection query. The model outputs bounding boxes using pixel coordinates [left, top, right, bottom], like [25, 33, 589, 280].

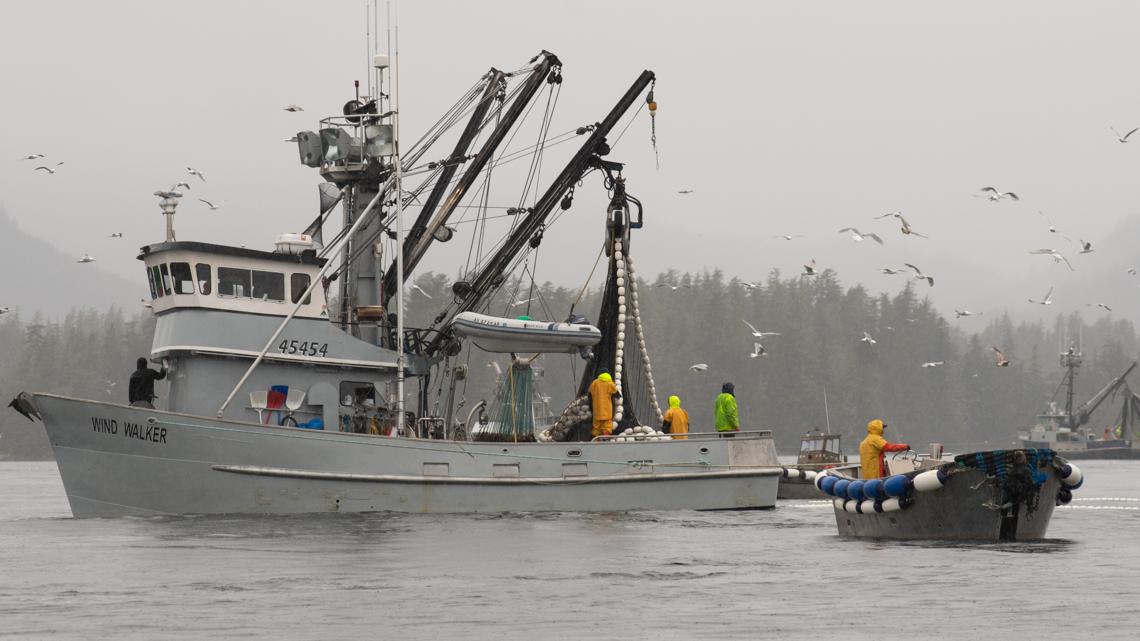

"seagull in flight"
[1028, 286, 1054, 305]
[1078, 239, 1093, 254]
[773, 234, 804, 241]
[109, 232, 123, 238]
[749, 342, 767, 358]
[979, 187, 1019, 202]
[284, 136, 298, 143]
[76, 253, 96, 263]
[860, 331, 877, 346]
[198, 199, 220, 210]
[1111, 126, 1139, 143]
[187, 167, 206, 182]
[1127, 267, 1137, 276]
[1037, 211, 1057, 234]
[655, 284, 690, 291]
[283, 104, 305, 112]
[921, 361, 945, 368]
[408, 284, 432, 298]
[880, 267, 906, 275]
[34, 162, 64, 174]
[140, 299, 153, 309]
[1088, 302, 1113, 312]
[802, 259, 819, 277]
[875, 212, 927, 238]
[20, 154, 44, 161]
[838, 227, 884, 244]
[1029, 249, 1075, 271]
[689, 363, 709, 372]
[742, 320, 780, 338]
[677, 189, 694, 194]
[991, 347, 1011, 367]
[510, 297, 535, 308]
[954, 309, 982, 318]
[903, 263, 934, 287]
[172, 181, 192, 191]
[0, 307, 10, 315]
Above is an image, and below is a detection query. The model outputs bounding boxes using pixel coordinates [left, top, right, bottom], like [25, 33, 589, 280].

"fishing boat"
[18, 48, 781, 516]
[1017, 347, 1139, 460]
[814, 448, 1083, 541]
[776, 429, 846, 500]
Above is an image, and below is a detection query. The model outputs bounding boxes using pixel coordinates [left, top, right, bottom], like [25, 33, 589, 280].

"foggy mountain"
[0, 207, 143, 317]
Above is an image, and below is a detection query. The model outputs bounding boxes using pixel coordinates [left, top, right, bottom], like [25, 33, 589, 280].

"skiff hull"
[36, 394, 781, 517]
[824, 451, 1069, 542]
[776, 477, 823, 501]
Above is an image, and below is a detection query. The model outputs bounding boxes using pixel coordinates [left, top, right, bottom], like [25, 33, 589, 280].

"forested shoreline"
[3, 269, 1136, 459]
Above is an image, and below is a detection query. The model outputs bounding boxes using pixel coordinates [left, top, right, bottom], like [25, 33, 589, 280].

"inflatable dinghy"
[451, 311, 601, 354]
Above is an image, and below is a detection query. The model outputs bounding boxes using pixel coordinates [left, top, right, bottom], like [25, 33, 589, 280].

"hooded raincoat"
[662, 395, 689, 439]
[858, 419, 909, 479]
[714, 383, 739, 432]
[588, 372, 618, 437]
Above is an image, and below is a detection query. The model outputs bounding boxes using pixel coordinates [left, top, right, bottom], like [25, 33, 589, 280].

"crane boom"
[380, 68, 507, 308]
[1072, 361, 1137, 427]
[386, 53, 560, 310]
[426, 69, 656, 355]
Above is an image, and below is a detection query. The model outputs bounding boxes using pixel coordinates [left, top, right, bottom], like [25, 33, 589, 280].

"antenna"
[393, 0, 405, 432]
[823, 387, 831, 434]
[364, 2, 370, 97]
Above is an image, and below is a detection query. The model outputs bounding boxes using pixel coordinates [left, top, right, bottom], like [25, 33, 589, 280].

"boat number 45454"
[278, 339, 329, 357]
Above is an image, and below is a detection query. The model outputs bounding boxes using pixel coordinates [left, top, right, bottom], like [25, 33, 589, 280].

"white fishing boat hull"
[450, 311, 601, 354]
[37, 394, 781, 516]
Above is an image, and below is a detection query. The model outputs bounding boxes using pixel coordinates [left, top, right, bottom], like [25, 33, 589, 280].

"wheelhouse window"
[146, 267, 157, 299]
[252, 270, 285, 301]
[291, 273, 312, 304]
[340, 381, 377, 407]
[159, 264, 172, 296]
[218, 267, 251, 298]
[170, 262, 194, 294]
[217, 267, 285, 301]
[196, 264, 211, 295]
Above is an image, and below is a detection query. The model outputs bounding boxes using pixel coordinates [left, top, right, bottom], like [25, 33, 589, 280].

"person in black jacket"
[128, 357, 167, 408]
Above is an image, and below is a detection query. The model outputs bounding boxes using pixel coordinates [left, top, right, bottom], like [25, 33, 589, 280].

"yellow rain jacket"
[588, 373, 618, 437]
[662, 395, 689, 439]
[859, 419, 909, 479]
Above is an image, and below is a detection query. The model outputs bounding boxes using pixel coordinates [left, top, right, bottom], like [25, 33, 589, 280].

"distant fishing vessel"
[776, 429, 846, 500]
[20, 47, 780, 516]
[1017, 347, 1139, 460]
[815, 448, 1082, 541]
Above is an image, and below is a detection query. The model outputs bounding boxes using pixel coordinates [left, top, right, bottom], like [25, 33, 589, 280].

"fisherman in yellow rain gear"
[859, 419, 909, 479]
[588, 370, 619, 438]
[662, 395, 689, 440]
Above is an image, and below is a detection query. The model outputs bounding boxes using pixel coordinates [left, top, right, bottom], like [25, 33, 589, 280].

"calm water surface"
[1, 460, 1137, 640]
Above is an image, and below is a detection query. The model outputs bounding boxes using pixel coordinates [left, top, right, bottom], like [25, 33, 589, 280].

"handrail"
[591, 429, 774, 442]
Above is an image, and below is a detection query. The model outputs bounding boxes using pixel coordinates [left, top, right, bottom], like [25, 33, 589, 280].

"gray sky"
[3, 1, 1139, 321]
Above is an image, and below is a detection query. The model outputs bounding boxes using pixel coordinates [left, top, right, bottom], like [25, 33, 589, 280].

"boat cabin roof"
[138, 241, 327, 267]
[137, 241, 329, 319]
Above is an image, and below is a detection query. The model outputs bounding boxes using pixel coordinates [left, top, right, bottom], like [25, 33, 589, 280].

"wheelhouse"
[138, 241, 328, 319]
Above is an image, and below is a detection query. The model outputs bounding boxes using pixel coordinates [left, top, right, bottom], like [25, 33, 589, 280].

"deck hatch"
[562, 462, 588, 477]
[492, 464, 520, 478]
[422, 462, 449, 477]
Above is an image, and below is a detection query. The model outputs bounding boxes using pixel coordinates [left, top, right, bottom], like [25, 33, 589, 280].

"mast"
[1060, 345, 1081, 427]
[394, 16, 405, 433]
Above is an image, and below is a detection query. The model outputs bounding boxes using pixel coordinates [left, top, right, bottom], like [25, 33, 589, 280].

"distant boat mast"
[823, 388, 831, 435]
